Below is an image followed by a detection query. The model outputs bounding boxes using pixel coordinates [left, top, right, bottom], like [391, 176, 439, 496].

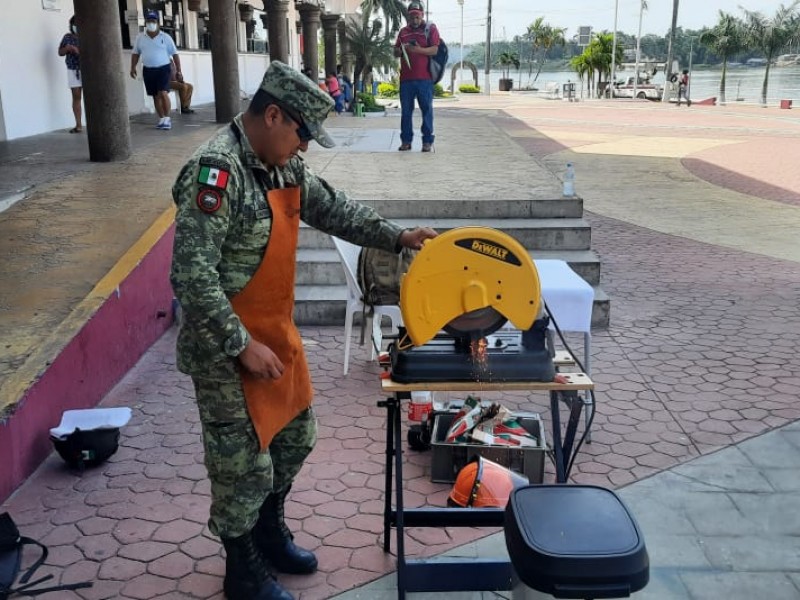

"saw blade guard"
[399, 227, 542, 346]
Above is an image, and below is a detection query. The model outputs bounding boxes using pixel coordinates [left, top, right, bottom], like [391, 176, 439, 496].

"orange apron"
[230, 186, 313, 450]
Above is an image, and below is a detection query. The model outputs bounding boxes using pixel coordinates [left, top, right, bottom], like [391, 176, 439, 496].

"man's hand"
[175, 72, 184, 83]
[129, 68, 137, 79]
[69, 45, 79, 55]
[238, 338, 285, 379]
[399, 227, 438, 250]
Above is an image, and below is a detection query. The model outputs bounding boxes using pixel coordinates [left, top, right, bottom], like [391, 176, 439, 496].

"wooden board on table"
[381, 372, 593, 393]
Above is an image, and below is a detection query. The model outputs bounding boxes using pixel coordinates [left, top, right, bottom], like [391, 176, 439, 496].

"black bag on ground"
[0, 512, 91, 598]
[50, 427, 121, 470]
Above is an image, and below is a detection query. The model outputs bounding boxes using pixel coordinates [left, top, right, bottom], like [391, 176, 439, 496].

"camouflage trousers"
[192, 378, 317, 538]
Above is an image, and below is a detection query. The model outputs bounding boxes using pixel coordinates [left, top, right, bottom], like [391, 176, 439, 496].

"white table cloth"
[534, 259, 594, 335]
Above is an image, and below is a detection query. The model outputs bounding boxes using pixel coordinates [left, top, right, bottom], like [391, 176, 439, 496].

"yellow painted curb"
[0, 206, 177, 416]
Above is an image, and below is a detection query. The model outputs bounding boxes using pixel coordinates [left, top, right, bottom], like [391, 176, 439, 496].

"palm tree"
[525, 18, 567, 82]
[587, 33, 620, 97]
[570, 53, 592, 98]
[699, 11, 745, 105]
[742, 2, 800, 105]
[497, 51, 520, 89]
[360, 0, 407, 34]
[662, 0, 680, 101]
[345, 13, 396, 93]
[569, 34, 621, 98]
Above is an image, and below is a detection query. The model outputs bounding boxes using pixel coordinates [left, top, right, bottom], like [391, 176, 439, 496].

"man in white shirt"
[130, 10, 183, 130]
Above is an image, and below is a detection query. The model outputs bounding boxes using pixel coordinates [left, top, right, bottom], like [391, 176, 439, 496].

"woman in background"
[58, 15, 82, 133]
[326, 72, 344, 115]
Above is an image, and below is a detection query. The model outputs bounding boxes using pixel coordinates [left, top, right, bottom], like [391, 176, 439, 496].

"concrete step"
[299, 218, 592, 251]
[354, 198, 584, 219]
[296, 248, 602, 287]
[294, 284, 610, 329]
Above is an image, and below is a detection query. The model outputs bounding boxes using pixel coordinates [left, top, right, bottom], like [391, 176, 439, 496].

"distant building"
[1, 0, 364, 141]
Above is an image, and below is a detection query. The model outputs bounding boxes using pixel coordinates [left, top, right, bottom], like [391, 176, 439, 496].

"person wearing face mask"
[130, 10, 182, 130]
[170, 61, 436, 600]
[58, 16, 82, 133]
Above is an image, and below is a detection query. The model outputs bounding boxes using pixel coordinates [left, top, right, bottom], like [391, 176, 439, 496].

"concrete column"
[338, 19, 354, 83]
[298, 3, 321, 77]
[321, 13, 340, 78]
[266, 0, 290, 64]
[74, 0, 131, 162]
[208, 0, 240, 123]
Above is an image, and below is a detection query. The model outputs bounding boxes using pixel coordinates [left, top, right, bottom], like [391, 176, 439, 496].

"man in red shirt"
[394, 1, 440, 152]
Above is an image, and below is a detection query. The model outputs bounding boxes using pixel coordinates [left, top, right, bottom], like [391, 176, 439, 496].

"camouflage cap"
[259, 61, 335, 148]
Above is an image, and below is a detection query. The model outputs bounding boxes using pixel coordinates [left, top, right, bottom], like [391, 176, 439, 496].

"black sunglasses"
[280, 106, 314, 143]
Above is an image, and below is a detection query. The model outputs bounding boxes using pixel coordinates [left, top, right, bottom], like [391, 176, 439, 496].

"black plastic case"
[504, 485, 649, 598]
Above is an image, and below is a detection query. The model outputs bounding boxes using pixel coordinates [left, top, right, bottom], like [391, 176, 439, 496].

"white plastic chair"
[331, 236, 403, 375]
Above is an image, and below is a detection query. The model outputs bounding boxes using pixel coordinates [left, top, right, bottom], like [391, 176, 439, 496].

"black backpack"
[0, 512, 92, 598]
[356, 246, 416, 346]
[425, 24, 448, 84]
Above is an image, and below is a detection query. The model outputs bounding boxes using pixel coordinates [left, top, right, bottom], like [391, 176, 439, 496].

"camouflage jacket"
[170, 113, 405, 381]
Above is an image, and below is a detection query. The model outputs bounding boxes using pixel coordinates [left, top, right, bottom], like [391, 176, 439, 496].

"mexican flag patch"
[198, 165, 229, 189]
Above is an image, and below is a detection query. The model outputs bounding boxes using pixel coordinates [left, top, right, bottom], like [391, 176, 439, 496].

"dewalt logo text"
[471, 240, 509, 261]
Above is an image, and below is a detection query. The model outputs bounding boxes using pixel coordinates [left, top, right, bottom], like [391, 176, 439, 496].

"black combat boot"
[221, 531, 294, 600]
[254, 487, 318, 574]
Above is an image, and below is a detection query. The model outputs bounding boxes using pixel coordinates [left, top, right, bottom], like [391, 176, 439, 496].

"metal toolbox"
[430, 412, 547, 484]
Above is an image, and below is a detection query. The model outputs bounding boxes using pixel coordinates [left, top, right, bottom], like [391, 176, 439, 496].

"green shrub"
[356, 92, 375, 107]
[459, 84, 480, 93]
[355, 92, 385, 112]
[377, 82, 399, 98]
[433, 83, 445, 98]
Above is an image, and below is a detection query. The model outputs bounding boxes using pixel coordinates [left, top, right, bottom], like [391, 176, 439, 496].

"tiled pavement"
[2, 97, 800, 599]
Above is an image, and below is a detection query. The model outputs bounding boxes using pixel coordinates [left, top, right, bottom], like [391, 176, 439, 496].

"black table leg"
[382, 396, 395, 552]
[394, 394, 407, 600]
[550, 391, 566, 483]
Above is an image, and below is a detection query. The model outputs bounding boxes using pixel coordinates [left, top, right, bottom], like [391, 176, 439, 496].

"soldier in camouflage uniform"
[170, 61, 436, 600]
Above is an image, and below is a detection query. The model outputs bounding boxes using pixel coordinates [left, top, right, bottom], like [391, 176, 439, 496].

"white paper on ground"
[49, 407, 132, 440]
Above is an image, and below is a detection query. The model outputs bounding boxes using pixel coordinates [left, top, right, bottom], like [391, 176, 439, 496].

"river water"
[457, 66, 800, 104]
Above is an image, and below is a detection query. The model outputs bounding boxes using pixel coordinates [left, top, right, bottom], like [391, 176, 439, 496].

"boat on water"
[745, 58, 769, 67]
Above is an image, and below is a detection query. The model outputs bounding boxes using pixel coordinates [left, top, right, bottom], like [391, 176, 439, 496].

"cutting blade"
[442, 306, 507, 340]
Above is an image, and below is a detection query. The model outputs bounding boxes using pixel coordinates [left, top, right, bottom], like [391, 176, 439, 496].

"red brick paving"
[6, 204, 800, 598]
[682, 154, 800, 206]
[3, 103, 800, 598]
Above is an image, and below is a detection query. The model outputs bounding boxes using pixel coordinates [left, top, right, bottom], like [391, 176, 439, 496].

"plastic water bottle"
[563, 162, 576, 197]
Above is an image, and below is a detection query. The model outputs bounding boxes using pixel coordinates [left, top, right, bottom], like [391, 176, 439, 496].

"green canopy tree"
[742, 2, 800, 105]
[699, 11, 745, 105]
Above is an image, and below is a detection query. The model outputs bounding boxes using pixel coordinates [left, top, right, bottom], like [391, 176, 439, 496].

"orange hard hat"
[448, 456, 529, 508]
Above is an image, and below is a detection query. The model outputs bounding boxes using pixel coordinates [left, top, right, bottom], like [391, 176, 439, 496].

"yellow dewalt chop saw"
[389, 226, 556, 383]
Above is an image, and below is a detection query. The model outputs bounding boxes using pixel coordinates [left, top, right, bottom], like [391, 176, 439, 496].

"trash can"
[780, 99, 792, 109]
